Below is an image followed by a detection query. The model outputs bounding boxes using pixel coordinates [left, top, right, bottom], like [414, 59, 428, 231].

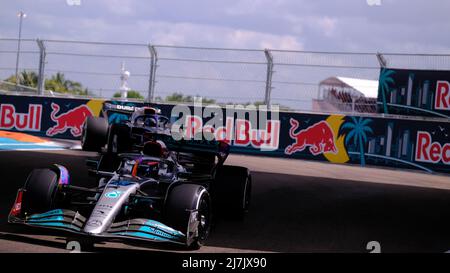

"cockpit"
[117, 141, 176, 180]
[131, 107, 169, 130]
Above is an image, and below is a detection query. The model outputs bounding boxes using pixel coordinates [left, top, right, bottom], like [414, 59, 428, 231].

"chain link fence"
[1, 38, 449, 113]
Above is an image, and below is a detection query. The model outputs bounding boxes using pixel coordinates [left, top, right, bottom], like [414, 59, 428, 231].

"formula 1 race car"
[8, 139, 251, 249]
[81, 102, 217, 170]
[80, 102, 171, 154]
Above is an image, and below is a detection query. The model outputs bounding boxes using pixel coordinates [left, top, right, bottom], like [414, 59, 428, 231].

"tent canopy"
[319, 76, 379, 98]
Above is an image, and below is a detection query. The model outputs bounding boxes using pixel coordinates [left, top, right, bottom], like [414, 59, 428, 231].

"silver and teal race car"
[8, 139, 251, 250]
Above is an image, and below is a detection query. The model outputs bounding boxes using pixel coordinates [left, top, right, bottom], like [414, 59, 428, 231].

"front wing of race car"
[8, 208, 190, 245]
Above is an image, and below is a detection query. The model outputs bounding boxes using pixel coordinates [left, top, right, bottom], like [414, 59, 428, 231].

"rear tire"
[22, 169, 59, 214]
[164, 184, 211, 249]
[81, 116, 109, 152]
[212, 166, 251, 220]
[107, 124, 131, 154]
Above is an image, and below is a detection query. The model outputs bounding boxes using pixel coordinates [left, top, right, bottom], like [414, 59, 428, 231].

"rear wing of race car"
[101, 102, 136, 123]
[101, 102, 162, 124]
[103, 102, 137, 114]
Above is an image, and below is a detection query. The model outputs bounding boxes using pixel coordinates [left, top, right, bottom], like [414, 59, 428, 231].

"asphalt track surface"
[0, 149, 450, 253]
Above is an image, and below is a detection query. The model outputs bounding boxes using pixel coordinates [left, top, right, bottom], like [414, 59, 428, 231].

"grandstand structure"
[313, 76, 379, 114]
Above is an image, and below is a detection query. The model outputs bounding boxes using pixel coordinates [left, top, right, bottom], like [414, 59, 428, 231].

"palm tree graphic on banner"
[341, 117, 374, 166]
[379, 68, 395, 114]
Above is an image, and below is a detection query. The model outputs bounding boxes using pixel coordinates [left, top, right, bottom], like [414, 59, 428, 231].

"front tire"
[22, 169, 59, 214]
[81, 116, 109, 152]
[164, 184, 211, 249]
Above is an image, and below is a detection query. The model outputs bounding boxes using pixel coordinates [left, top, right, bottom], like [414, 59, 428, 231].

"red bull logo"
[182, 115, 280, 151]
[46, 103, 93, 137]
[0, 104, 42, 132]
[415, 131, 450, 164]
[435, 80, 450, 111]
[285, 118, 337, 156]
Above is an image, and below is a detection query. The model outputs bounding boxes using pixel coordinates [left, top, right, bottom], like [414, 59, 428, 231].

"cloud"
[316, 17, 337, 37]
[136, 20, 303, 50]
[286, 15, 337, 38]
[1, 0, 450, 104]
[225, 29, 303, 50]
[224, 0, 287, 16]
[97, 0, 138, 16]
[2, 0, 449, 54]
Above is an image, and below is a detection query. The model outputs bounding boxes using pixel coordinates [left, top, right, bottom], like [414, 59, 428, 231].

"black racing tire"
[164, 184, 211, 249]
[107, 124, 132, 154]
[212, 165, 252, 220]
[81, 116, 109, 152]
[22, 168, 59, 214]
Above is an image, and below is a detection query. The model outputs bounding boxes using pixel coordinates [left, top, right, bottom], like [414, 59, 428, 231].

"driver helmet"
[132, 158, 160, 178]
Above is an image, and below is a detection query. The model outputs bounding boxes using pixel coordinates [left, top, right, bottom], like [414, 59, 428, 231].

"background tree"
[165, 92, 216, 104]
[113, 90, 144, 99]
[5, 71, 88, 95]
[45, 72, 82, 93]
[5, 70, 38, 87]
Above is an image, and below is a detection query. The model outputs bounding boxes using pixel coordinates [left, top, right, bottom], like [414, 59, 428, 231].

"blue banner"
[1, 94, 449, 174]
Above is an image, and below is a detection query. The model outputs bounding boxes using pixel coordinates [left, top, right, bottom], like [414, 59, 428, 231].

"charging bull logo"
[285, 118, 337, 156]
[46, 103, 93, 137]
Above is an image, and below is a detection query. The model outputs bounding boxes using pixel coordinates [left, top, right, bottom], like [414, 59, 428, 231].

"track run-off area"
[0, 147, 449, 253]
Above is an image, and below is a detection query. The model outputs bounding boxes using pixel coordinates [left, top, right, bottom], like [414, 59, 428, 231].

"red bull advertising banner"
[278, 114, 449, 174]
[153, 101, 449, 174]
[0, 94, 104, 139]
[0, 94, 448, 174]
[377, 68, 450, 118]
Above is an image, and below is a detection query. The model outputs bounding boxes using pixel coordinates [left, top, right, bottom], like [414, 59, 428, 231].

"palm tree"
[20, 71, 38, 87]
[5, 71, 86, 95]
[46, 72, 67, 92]
[341, 116, 374, 167]
[379, 68, 395, 114]
[64, 79, 82, 92]
[5, 70, 38, 87]
[45, 72, 84, 94]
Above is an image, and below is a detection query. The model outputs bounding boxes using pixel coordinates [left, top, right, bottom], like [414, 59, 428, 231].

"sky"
[1, 0, 450, 52]
[1, 0, 450, 107]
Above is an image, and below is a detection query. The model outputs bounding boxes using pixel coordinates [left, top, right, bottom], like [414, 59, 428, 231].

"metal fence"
[1, 38, 450, 113]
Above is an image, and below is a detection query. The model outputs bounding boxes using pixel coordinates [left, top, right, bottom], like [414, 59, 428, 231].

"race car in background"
[81, 102, 216, 170]
[8, 138, 252, 249]
[81, 102, 170, 153]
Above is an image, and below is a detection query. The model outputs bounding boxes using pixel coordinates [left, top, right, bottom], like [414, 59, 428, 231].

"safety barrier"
[1, 94, 448, 174]
[377, 68, 450, 118]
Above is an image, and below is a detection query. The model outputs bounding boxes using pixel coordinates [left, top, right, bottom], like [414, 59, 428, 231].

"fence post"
[376, 52, 387, 68]
[147, 45, 158, 103]
[264, 49, 274, 105]
[36, 39, 46, 95]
